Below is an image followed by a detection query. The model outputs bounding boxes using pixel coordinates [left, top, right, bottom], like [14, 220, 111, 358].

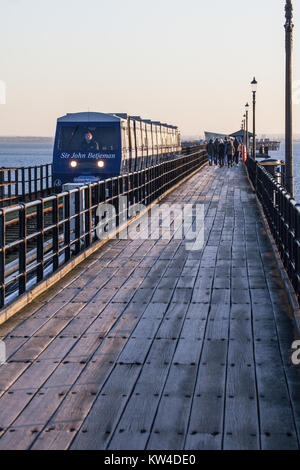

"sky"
[0, 0, 299, 137]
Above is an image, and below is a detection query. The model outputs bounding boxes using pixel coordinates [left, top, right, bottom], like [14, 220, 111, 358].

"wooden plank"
[70, 364, 142, 450]
[31, 384, 100, 450]
[156, 303, 189, 340]
[0, 362, 84, 450]
[0, 360, 60, 432]
[147, 364, 200, 450]
[187, 339, 229, 450]
[252, 295, 299, 449]
[223, 305, 259, 450]
[107, 339, 179, 450]
[0, 362, 30, 395]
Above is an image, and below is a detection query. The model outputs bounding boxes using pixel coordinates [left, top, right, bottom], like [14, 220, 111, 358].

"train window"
[135, 124, 142, 148]
[147, 125, 153, 150]
[130, 125, 136, 150]
[142, 125, 147, 148]
[152, 128, 157, 148]
[157, 128, 161, 147]
[121, 124, 129, 149]
[57, 126, 119, 152]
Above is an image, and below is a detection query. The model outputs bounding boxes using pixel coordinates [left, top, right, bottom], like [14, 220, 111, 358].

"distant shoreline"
[0, 136, 53, 140]
[0, 136, 300, 144]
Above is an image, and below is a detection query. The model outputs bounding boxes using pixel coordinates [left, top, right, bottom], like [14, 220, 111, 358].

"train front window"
[57, 126, 119, 152]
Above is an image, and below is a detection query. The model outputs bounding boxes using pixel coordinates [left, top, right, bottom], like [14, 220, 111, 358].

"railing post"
[19, 204, 27, 295]
[46, 164, 49, 194]
[37, 199, 44, 283]
[294, 204, 300, 300]
[15, 169, 19, 203]
[85, 185, 92, 248]
[52, 195, 59, 270]
[289, 198, 297, 285]
[50, 164, 53, 191]
[39, 165, 43, 196]
[64, 191, 71, 262]
[7, 170, 12, 205]
[22, 168, 26, 201]
[0, 170, 3, 208]
[29, 167, 33, 200]
[74, 189, 81, 255]
[34, 166, 38, 199]
[0, 209, 5, 308]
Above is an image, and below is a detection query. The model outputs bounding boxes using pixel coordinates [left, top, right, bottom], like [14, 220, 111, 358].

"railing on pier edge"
[245, 156, 300, 304]
[0, 146, 207, 308]
[0, 149, 200, 209]
[0, 164, 53, 208]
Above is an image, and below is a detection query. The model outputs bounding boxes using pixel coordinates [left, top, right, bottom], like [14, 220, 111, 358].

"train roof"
[57, 112, 121, 123]
[57, 112, 178, 129]
[113, 113, 128, 119]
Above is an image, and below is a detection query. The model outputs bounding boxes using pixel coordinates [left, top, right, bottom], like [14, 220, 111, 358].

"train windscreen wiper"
[67, 125, 80, 147]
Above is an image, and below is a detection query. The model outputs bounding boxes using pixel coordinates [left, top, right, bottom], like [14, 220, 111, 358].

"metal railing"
[0, 148, 207, 308]
[0, 164, 53, 208]
[245, 156, 300, 303]
[0, 148, 207, 208]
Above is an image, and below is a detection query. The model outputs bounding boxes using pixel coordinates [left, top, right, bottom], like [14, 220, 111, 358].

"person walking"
[235, 139, 242, 165]
[206, 139, 215, 166]
[218, 139, 225, 167]
[224, 137, 228, 166]
[233, 137, 239, 166]
[225, 137, 234, 167]
[214, 138, 219, 166]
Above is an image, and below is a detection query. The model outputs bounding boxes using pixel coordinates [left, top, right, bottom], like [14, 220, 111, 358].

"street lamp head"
[251, 77, 258, 93]
[245, 102, 249, 111]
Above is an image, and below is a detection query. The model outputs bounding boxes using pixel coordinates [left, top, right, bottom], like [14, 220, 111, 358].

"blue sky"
[0, 0, 299, 136]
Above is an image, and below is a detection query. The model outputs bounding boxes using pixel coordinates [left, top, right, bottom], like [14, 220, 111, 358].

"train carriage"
[52, 112, 181, 188]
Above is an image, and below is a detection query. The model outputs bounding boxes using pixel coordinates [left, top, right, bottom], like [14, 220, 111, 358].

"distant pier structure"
[204, 130, 281, 151]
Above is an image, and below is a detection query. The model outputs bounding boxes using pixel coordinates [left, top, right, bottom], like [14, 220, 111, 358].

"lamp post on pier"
[251, 77, 258, 159]
[285, 0, 294, 196]
[245, 102, 249, 153]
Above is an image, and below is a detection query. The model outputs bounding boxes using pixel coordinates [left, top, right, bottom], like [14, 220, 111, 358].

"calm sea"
[269, 141, 300, 200]
[0, 137, 53, 168]
[0, 137, 300, 200]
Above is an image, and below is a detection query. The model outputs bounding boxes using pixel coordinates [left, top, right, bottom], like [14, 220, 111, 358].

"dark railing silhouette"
[0, 164, 53, 208]
[0, 148, 207, 308]
[246, 156, 300, 304]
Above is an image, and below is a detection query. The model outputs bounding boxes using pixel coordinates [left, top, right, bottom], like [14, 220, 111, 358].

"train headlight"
[97, 160, 105, 168]
[70, 160, 78, 168]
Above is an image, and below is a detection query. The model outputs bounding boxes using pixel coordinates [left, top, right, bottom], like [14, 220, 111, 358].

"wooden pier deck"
[0, 164, 299, 450]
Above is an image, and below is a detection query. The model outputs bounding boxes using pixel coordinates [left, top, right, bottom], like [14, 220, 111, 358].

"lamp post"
[245, 102, 249, 153]
[243, 114, 246, 145]
[251, 77, 257, 159]
[285, 0, 294, 196]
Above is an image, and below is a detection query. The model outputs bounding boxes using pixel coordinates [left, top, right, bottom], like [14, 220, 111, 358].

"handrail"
[245, 156, 300, 304]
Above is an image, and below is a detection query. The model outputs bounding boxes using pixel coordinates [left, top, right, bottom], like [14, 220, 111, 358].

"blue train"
[52, 112, 181, 187]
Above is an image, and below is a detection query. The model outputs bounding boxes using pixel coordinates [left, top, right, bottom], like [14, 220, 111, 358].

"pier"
[0, 158, 299, 450]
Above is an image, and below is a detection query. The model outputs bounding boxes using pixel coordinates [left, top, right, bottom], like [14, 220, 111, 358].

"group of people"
[206, 137, 242, 167]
